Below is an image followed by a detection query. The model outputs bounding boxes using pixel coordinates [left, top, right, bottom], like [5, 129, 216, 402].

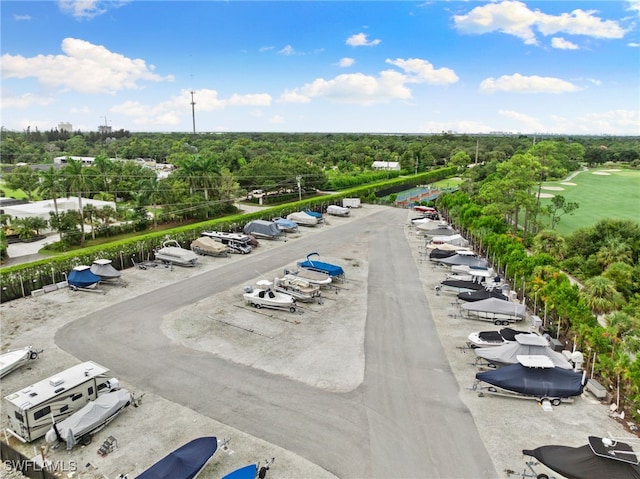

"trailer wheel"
[80, 434, 92, 446]
[29, 351, 39, 360]
[501, 320, 510, 326]
[494, 320, 502, 326]
[255, 304, 261, 309]
[551, 398, 561, 406]
[537, 474, 549, 479]
[289, 306, 296, 313]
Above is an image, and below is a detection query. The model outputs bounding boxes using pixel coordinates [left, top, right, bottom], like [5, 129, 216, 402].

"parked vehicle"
[154, 240, 198, 267]
[190, 237, 229, 257]
[327, 205, 350, 217]
[242, 220, 282, 240]
[274, 275, 322, 302]
[201, 231, 253, 254]
[243, 280, 297, 313]
[5, 361, 119, 442]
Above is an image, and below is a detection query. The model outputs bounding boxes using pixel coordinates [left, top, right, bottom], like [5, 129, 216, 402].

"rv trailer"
[4, 361, 118, 442]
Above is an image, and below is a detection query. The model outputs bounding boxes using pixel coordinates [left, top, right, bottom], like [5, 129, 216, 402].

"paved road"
[56, 207, 497, 478]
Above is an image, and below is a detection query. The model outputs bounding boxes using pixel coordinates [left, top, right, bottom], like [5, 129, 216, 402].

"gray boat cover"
[523, 439, 640, 479]
[438, 254, 488, 268]
[45, 389, 131, 446]
[90, 259, 122, 279]
[326, 205, 350, 216]
[242, 220, 281, 239]
[475, 334, 572, 368]
[462, 298, 526, 318]
[287, 211, 318, 226]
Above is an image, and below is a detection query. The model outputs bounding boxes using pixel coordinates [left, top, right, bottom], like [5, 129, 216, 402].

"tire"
[289, 306, 296, 313]
[494, 320, 502, 326]
[551, 398, 561, 406]
[501, 320, 510, 326]
[29, 351, 39, 360]
[80, 434, 92, 446]
[255, 304, 261, 309]
[537, 474, 549, 479]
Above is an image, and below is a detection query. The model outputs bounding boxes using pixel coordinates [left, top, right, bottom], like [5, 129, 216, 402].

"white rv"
[4, 361, 118, 442]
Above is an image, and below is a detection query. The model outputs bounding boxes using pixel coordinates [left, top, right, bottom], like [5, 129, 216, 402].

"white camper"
[4, 361, 118, 442]
[342, 198, 361, 208]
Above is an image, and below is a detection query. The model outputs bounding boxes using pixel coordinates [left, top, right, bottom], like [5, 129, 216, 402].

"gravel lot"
[0, 204, 635, 479]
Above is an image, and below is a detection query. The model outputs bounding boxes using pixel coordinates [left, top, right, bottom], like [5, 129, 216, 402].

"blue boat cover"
[298, 253, 344, 277]
[67, 268, 101, 288]
[303, 210, 323, 219]
[221, 464, 258, 479]
[136, 437, 218, 479]
[476, 363, 585, 397]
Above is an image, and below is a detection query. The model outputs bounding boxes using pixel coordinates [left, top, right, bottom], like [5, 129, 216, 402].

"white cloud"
[628, 42, 640, 47]
[13, 14, 32, 21]
[418, 120, 495, 134]
[454, 1, 627, 45]
[227, 93, 272, 107]
[337, 57, 355, 67]
[385, 58, 458, 85]
[346, 33, 381, 47]
[498, 109, 546, 132]
[480, 73, 580, 93]
[0, 92, 55, 109]
[278, 45, 296, 56]
[552, 109, 640, 135]
[70, 106, 91, 114]
[279, 90, 311, 103]
[58, 0, 107, 19]
[551, 37, 579, 50]
[270, 115, 285, 124]
[1, 38, 174, 94]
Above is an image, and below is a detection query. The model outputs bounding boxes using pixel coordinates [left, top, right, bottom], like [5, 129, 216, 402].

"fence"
[0, 441, 57, 479]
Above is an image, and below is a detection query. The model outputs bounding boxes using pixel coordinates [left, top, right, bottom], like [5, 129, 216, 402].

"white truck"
[4, 361, 118, 442]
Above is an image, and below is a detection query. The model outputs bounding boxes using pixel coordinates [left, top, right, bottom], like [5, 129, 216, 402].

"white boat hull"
[0, 347, 39, 378]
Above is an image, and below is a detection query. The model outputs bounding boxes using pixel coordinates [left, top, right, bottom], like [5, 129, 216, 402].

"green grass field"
[538, 168, 640, 236]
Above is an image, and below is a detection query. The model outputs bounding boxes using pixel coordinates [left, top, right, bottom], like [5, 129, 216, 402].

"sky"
[1, 1, 639, 135]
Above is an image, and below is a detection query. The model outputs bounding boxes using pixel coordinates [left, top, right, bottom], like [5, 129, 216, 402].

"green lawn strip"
[538, 169, 640, 236]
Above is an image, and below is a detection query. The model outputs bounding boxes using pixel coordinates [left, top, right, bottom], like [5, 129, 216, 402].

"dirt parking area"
[0, 204, 635, 479]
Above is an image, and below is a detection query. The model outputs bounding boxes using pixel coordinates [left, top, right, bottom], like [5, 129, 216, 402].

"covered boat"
[457, 289, 509, 302]
[274, 275, 322, 302]
[137, 436, 219, 479]
[190, 237, 229, 257]
[437, 254, 488, 268]
[522, 436, 640, 479]
[466, 327, 528, 348]
[243, 280, 297, 312]
[430, 234, 469, 247]
[298, 253, 345, 280]
[242, 220, 282, 240]
[0, 346, 40, 378]
[45, 389, 132, 449]
[326, 205, 350, 216]
[90, 259, 122, 282]
[474, 334, 572, 369]
[461, 297, 526, 324]
[155, 240, 198, 267]
[201, 231, 252, 254]
[68, 265, 101, 289]
[287, 211, 318, 226]
[272, 217, 298, 233]
[417, 224, 456, 236]
[303, 209, 324, 222]
[414, 205, 437, 213]
[429, 248, 457, 260]
[438, 279, 486, 294]
[286, 268, 333, 286]
[474, 357, 586, 402]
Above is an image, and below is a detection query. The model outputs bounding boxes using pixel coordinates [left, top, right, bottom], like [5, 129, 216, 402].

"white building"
[371, 161, 401, 171]
[3, 197, 117, 225]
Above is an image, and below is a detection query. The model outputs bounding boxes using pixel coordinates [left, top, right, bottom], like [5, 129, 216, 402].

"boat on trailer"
[274, 275, 322, 302]
[201, 231, 253, 254]
[297, 253, 345, 281]
[45, 388, 133, 449]
[285, 268, 333, 287]
[137, 436, 219, 479]
[154, 240, 198, 267]
[0, 346, 41, 378]
[68, 265, 102, 290]
[466, 327, 528, 348]
[243, 281, 297, 313]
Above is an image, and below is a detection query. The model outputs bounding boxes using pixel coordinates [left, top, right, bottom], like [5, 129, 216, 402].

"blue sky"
[1, 1, 639, 135]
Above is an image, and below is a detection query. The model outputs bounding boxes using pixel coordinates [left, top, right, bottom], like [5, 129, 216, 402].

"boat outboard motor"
[104, 377, 120, 392]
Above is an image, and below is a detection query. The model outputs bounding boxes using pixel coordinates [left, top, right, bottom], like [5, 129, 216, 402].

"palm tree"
[579, 275, 624, 317]
[139, 175, 163, 228]
[37, 166, 64, 216]
[63, 159, 94, 246]
[596, 239, 632, 268]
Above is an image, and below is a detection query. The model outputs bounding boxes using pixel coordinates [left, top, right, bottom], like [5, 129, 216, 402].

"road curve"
[56, 207, 497, 478]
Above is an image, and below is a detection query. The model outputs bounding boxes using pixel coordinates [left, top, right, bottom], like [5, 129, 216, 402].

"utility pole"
[190, 91, 196, 135]
[296, 175, 302, 202]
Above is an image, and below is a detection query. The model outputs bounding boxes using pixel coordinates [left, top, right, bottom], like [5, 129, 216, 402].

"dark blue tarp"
[440, 280, 485, 291]
[523, 442, 640, 479]
[457, 289, 509, 302]
[476, 363, 585, 398]
[221, 464, 258, 479]
[136, 437, 218, 479]
[298, 253, 344, 277]
[67, 268, 101, 288]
